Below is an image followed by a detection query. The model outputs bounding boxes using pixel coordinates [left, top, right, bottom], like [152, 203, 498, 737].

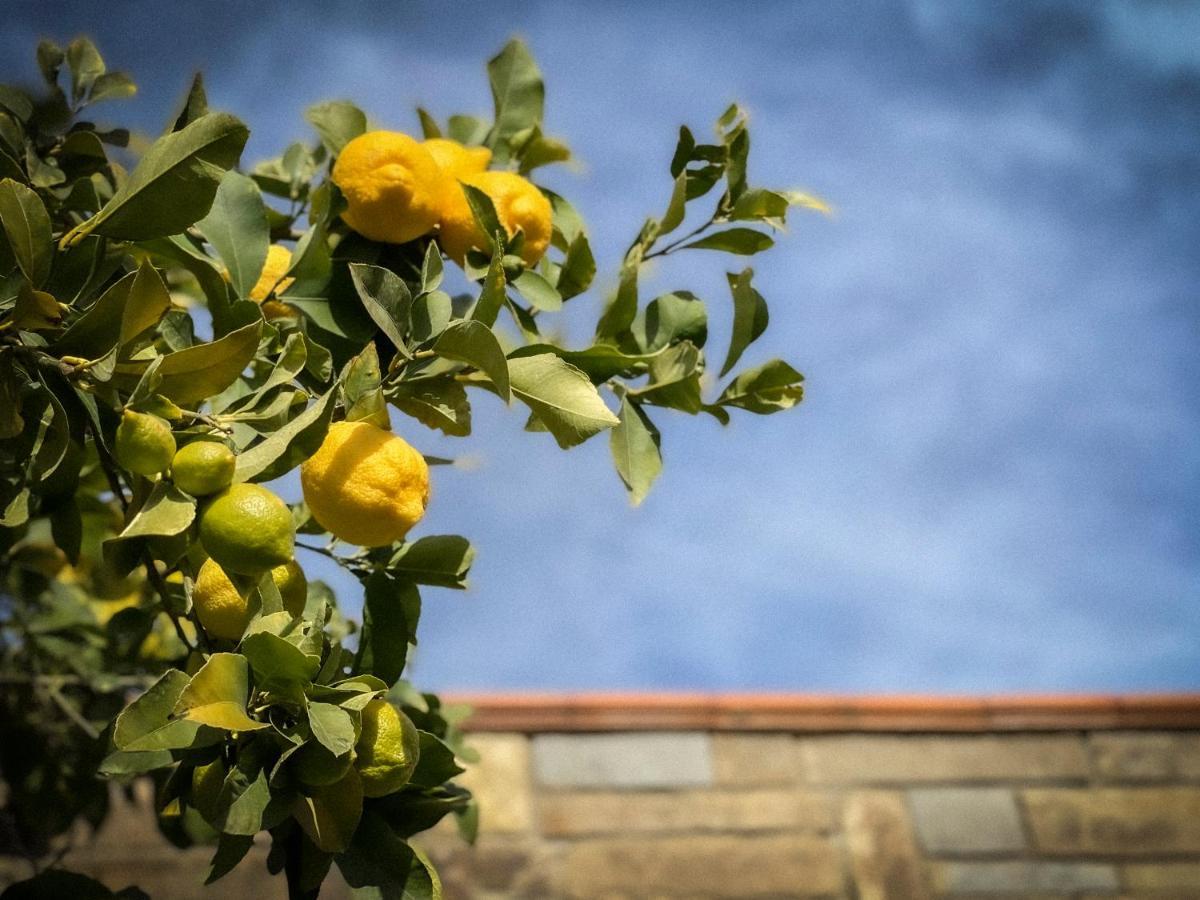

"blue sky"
[7, 1, 1199, 691]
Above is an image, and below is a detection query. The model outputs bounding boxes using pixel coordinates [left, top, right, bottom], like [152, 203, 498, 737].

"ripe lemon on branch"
[437, 170, 553, 266]
[332, 131, 444, 245]
[171, 440, 236, 497]
[300, 420, 429, 547]
[193, 557, 308, 641]
[422, 138, 491, 178]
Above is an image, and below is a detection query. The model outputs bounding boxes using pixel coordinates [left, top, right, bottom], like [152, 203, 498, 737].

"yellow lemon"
[192, 558, 252, 641]
[115, 410, 176, 477]
[437, 170, 552, 266]
[198, 483, 294, 576]
[422, 138, 491, 177]
[354, 699, 420, 798]
[300, 421, 429, 548]
[249, 244, 294, 302]
[272, 559, 308, 617]
[171, 440, 236, 497]
[332, 131, 444, 244]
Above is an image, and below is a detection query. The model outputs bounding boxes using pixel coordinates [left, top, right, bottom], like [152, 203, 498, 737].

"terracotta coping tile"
[439, 693, 1200, 733]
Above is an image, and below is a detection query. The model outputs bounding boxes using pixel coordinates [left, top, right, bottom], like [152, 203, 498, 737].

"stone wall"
[4, 696, 1200, 898]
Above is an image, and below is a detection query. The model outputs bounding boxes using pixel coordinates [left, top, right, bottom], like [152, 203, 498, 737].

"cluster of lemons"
[117, 411, 427, 795]
[332, 132, 553, 265]
[114, 413, 430, 640]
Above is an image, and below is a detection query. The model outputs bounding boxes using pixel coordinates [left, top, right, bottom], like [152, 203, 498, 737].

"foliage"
[0, 35, 820, 898]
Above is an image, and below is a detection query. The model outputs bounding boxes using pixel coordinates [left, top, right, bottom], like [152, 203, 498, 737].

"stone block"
[532, 732, 712, 789]
[1023, 788, 1200, 855]
[1090, 733, 1178, 782]
[538, 789, 832, 837]
[712, 734, 804, 786]
[801, 735, 1088, 784]
[561, 834, 843, 897]
[459, 733, 535, 834]
[1121, 862, 1200, 890]
[844, 791, 930, 900]
[909, 788, 1025, 854]
[930, 861, 1119, 894]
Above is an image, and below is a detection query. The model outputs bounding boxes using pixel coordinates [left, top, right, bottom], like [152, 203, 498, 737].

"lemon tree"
[0, 36, 820, 900]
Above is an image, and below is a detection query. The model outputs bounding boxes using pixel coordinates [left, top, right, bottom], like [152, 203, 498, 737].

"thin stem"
[643, 219, 716, 260]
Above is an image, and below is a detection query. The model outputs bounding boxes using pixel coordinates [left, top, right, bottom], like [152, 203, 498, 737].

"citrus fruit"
[422, 137, 491, 177]
[249, 244, 294, 302]
[293, 741, 355, 787]
[354, 699, 420, 798]
[332, 131, 444, 245]
[437, 170, 552, 266]
[272, 559, 308, 617]
[300, 420, 429, 547]
[192, 558, 252, 640]
[115, 410, 176, 477]
[172, 440, 236, 497]
[198, 483, 295, 575]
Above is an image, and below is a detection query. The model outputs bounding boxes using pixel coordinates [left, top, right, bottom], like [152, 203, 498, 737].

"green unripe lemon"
[172, 441, 236, 496]
[354, 699, 420, 798]
[115, 410, 176, 477]
[272, 559, 308, 617]
[198, 483, 295, 576]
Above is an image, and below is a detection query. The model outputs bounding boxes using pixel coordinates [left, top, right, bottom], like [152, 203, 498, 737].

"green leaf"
[204, 833, 255, 886]
[88, 71, 137, 105]
[0, 86, 34, 122]
[507, 342, 656, 383]
[633, 291, 708, 353]
[487, 39, 544, 148]
[219, 743, 292, 834]
[718, 358, 805, 414]
[98, 748, 174, 777]
[507, 353, 619, 449]
[294, 769, 363, 853]
[633, 341, 704, 414]
[432, 319, 509, 402]
[113, 669, 214, 752]
[53, 262, 171, 359]
[113, 319, 263, 404]
[720, 268, 769, 377]
[389, 377, 471, 437]
[470, 243, 506, 328]
[610, 396, 662, 506]
[305, 100, 367, 155]
[556, 232, 596, 300]
[173, 652, 269, 732]
[594, 253, 640, 340]
[171, 72, 209, 132]
[420, 241, 444, 292]
[730, 188, 790, 224]
[110, 482, 196, 542]
[307, 701, 357, 756]
[196, 170, 269, 300]
[360, 572, 418, 686]
[512, 269, 562, 312]
[0, 869, 149, 899]
[387, 536, 475, 589]
[447, 115, 489, 146]
[241, 630, 321, 688]
[349, 263, 411, 354]
[681, 228, 774, 255]
[337, 812, 441, 899]
[66, 38, 105, 104]
[0, 178, 52, 287]
[460, 182, 505, 251]
[36, 41, 64, 88]
[234, 386, 335, 483]
[119, 259, 172, 347]
[657, 172, 688, 238]
[343, 343, 390, 428]
[408, 731, 465, 788]
[516, 131, 571, 175]
[67, 112, 249, 243]
[409, 290, 452, 342]
[416, 107, 441, 139]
